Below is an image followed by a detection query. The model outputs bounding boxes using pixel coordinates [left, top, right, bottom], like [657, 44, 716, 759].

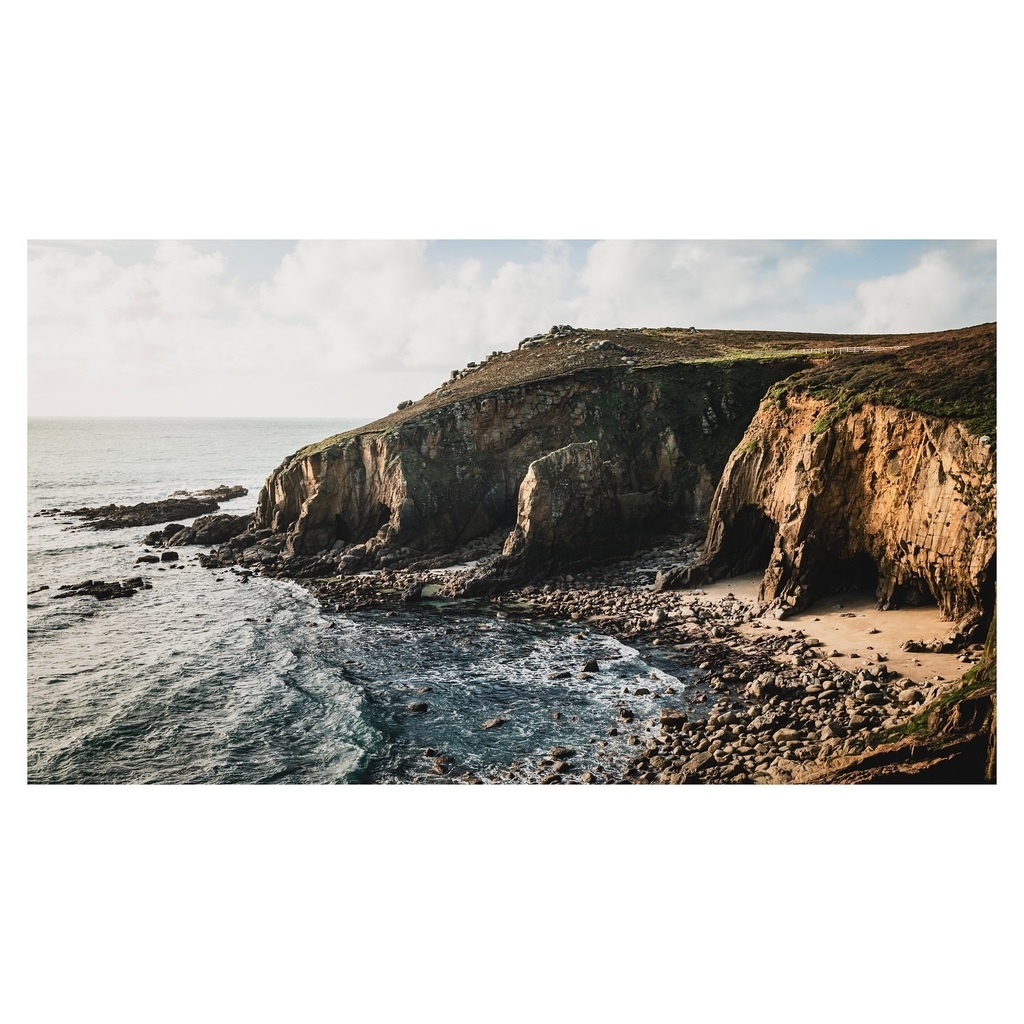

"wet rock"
[51, 486, 248, 530]
[52, 577, 152, 601]
[481, 718, 508, 730]
[407, 702, 429, 713]
[659, 710, 688, 732]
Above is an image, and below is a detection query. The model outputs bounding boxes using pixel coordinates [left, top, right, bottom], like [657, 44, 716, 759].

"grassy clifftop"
[767, 322, 996, 440]
[298, 323, 992, 458]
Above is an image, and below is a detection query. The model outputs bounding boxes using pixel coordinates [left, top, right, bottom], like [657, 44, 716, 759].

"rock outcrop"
[501, 441, 623, 566]
[254, 356, 809, 567]
[143, 513, 253, 548]
[454, 441, 626, 594]
[658, 326, 996, 636]
[39, 486, 249, 530]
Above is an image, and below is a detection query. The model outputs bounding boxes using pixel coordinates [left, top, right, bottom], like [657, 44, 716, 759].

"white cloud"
[573, 241, 814, 328]
[257, 239, 575, 371]
[853, 243, 996, 333]
[27, 239, 997, 418]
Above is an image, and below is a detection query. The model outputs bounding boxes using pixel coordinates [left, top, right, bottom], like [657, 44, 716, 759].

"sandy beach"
[699, 573, 970, 685]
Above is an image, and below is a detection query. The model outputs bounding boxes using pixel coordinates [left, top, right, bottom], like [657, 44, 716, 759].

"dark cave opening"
[724, 505, 777, 576]
[334, 514, 351, 544]
[334, 504, 392, 545]
[826, 550, 880, 595]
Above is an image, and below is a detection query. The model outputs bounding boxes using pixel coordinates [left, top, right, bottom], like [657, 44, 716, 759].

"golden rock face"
[696, 396, 995, 624]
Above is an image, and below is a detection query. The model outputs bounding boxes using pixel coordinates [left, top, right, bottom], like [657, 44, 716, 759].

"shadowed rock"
[41, 486, 249, 531]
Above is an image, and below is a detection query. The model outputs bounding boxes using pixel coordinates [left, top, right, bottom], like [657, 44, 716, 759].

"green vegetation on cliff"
[772, 323, 996, 440]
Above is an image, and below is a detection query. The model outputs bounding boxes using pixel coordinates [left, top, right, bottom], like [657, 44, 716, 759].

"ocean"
[26, 417, 682, 784]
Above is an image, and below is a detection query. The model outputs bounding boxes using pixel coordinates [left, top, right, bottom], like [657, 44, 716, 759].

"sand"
[696, 573, 971, 686]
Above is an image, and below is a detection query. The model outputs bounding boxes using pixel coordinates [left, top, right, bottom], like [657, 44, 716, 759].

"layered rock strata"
[657, 396, 995, 631]
[254, 360, 808, 568]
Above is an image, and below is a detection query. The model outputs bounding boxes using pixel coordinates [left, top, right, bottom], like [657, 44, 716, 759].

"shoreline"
[293, 537, 985, 784]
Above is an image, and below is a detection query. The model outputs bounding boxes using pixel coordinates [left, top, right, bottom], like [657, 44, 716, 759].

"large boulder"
[501, 441, 624, 568]
[451, 442, 626, 596]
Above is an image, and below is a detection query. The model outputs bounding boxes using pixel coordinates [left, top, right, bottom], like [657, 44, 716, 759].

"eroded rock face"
[668, 396, 996, 625]
[501, 441, 623, 567]
[254, 361, 803, 560]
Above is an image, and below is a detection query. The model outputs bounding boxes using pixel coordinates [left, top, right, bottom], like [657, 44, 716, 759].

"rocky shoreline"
[150, 521, 989, 784]
[39, 485, 994, 784]
[34, 322, 995, 784]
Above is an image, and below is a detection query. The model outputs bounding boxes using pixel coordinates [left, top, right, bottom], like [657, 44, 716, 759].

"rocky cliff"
[657, 324, 996, 637]
[176, 322, 996, 784]
[255, 327, 815, 569]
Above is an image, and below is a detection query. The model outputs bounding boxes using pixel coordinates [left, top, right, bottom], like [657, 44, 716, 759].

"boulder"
[501, 441, 625, 569]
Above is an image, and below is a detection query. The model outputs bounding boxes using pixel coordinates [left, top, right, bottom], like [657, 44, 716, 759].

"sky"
[27, 238, 996, 419]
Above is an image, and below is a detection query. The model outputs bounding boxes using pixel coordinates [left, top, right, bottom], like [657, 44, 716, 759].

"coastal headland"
[121, 323, 998, 782]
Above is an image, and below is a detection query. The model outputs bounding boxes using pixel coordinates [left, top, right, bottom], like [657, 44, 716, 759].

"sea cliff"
[161, 322, 997, 783]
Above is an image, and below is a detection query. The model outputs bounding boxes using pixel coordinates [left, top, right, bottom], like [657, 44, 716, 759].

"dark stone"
[160, 551, 179, 562]
[51, 577, 152, 601]
[50, 485, 249, 530]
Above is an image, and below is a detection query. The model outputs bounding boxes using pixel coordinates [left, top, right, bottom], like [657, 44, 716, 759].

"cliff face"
[253, 323, 994, 632]
[501, 441, 623, 566]
[666, 329, 996, 630]
[255, 359, 808, 562]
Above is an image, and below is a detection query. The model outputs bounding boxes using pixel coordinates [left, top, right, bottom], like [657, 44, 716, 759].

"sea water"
[27, 418, 684, 784]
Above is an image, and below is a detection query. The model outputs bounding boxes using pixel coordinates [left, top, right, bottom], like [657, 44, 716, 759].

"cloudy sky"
[27, 239, 996, 419]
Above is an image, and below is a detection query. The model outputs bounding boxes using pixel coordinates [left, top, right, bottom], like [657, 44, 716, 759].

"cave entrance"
[372, 504, 392, 533]
[889, 580, 937, 608]
[334, 514, 352, 544]
[334, 504, 392, 545]
[724, 505, 776, 576]
[977, 553, 996, 634]
[829, 551, 880, 595]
